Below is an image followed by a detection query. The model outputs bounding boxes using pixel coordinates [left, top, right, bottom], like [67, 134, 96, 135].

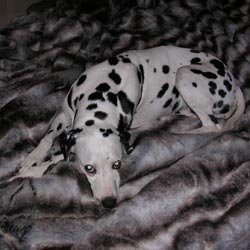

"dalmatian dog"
[12, 46, 245, 209]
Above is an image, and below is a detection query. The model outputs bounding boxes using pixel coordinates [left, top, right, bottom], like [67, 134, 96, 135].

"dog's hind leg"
[174, 65, 223, 134]
[11, 110, 70, 179]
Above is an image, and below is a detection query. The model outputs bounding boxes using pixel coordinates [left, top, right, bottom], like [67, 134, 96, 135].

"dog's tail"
[223, 87, 245, 131]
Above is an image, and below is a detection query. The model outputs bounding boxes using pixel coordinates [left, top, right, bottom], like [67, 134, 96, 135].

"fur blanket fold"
[0, 0, 250, 249]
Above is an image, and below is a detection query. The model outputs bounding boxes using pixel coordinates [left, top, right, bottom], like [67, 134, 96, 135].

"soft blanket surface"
[0, 0, 250, 249]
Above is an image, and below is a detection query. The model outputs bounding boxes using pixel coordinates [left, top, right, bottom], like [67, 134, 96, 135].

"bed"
[0, 0, 250, 249]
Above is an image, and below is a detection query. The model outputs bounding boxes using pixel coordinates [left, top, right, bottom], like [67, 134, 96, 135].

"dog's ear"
[59, 131, 69, 161]
[59, 130, 78, 161]
[119, 131, 134, 155]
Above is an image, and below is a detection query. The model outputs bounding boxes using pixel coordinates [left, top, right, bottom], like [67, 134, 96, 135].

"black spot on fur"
[54, 150, 62, 156]
[118, 91, 134, 114]
[76, 74, 87, 86]
[48, 129, 53, 134]
[100, 128, 113, 138]
[137, 70, 142, 83]
[65, 141, 75, 158]
[74, 109, 78, 120]
[96, 83, 111, 92]
[163, 98, 172, 108]
[208, 114, 219, 124]
[157, 83, 169, 98]
[172, 87, 179, 98]
[86, 103, 98, 110]
[94, 111, 108, 120]
[108, 69, 121, 84]
[146, 59, 150, 63]
[88, 92, 105, 101]
[191, 58, 201, 65]
[67, 88, 73, 110]
[137, 81, 143, 108]
[120, 131, 130, 141]
[224, 80, 232, 91]
[59, 131, 72, 161]
[85, 120, 95, 126]
[203, 72, 218, 79]
[218, 89, 227, 98]
[221, 105, 230, 114]
[119, 129, 132, 153]
[209, 88, 216, 95]
[117, 114, 129, 133]
[122, 58, 131, 63]
[107, 92, 117, 106]
[191, 69, 217, 79]
[139, 64, 144, 84]
[218, 100, 224, 108]
[73, 128, 83, 134]
[32, 163, 37, 167]
[108, 57, 119, 65]
[43, 154, 52, 162]
[209, 81, 217, 95]
[209, 81, 217, 89]
[79, 93, 84, 101]
[57, 123, 62, 131]
[192, 82, 197, 87]
[106, 129, 113, 134]
[103, 132, 109, 137]
[172, 102, 179, 110]
[74, 97, 78, 107]
[162, 65, 170, 74]
[154, 68, 157, 73]
[210, 59, 225, 76]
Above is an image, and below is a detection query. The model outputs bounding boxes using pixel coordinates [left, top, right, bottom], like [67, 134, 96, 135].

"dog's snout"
[102, 197, 117, 209]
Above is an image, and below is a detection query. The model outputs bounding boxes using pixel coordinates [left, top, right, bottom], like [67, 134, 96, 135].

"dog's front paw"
[9, 162, 52, 181]
[9, 153, 49, 181]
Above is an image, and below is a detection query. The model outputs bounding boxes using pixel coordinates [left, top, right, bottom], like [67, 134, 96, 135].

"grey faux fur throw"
[0, 0, 250, 249]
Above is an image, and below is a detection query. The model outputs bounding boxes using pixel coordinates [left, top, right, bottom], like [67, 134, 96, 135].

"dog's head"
[72, 129, 123, 209]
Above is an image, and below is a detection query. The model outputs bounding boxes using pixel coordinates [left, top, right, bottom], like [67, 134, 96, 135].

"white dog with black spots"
[12, 46, 245, 209]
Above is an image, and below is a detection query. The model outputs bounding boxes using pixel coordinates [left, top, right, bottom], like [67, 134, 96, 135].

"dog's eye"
[112, 160, 121, 169]
[84, 164, 96, 174]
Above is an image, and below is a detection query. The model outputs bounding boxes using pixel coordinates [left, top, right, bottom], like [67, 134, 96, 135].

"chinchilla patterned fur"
[0, 0, 250, 249]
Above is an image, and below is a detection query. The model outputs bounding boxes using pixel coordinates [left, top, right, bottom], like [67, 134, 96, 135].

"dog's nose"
[102, 197, 117, 209]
